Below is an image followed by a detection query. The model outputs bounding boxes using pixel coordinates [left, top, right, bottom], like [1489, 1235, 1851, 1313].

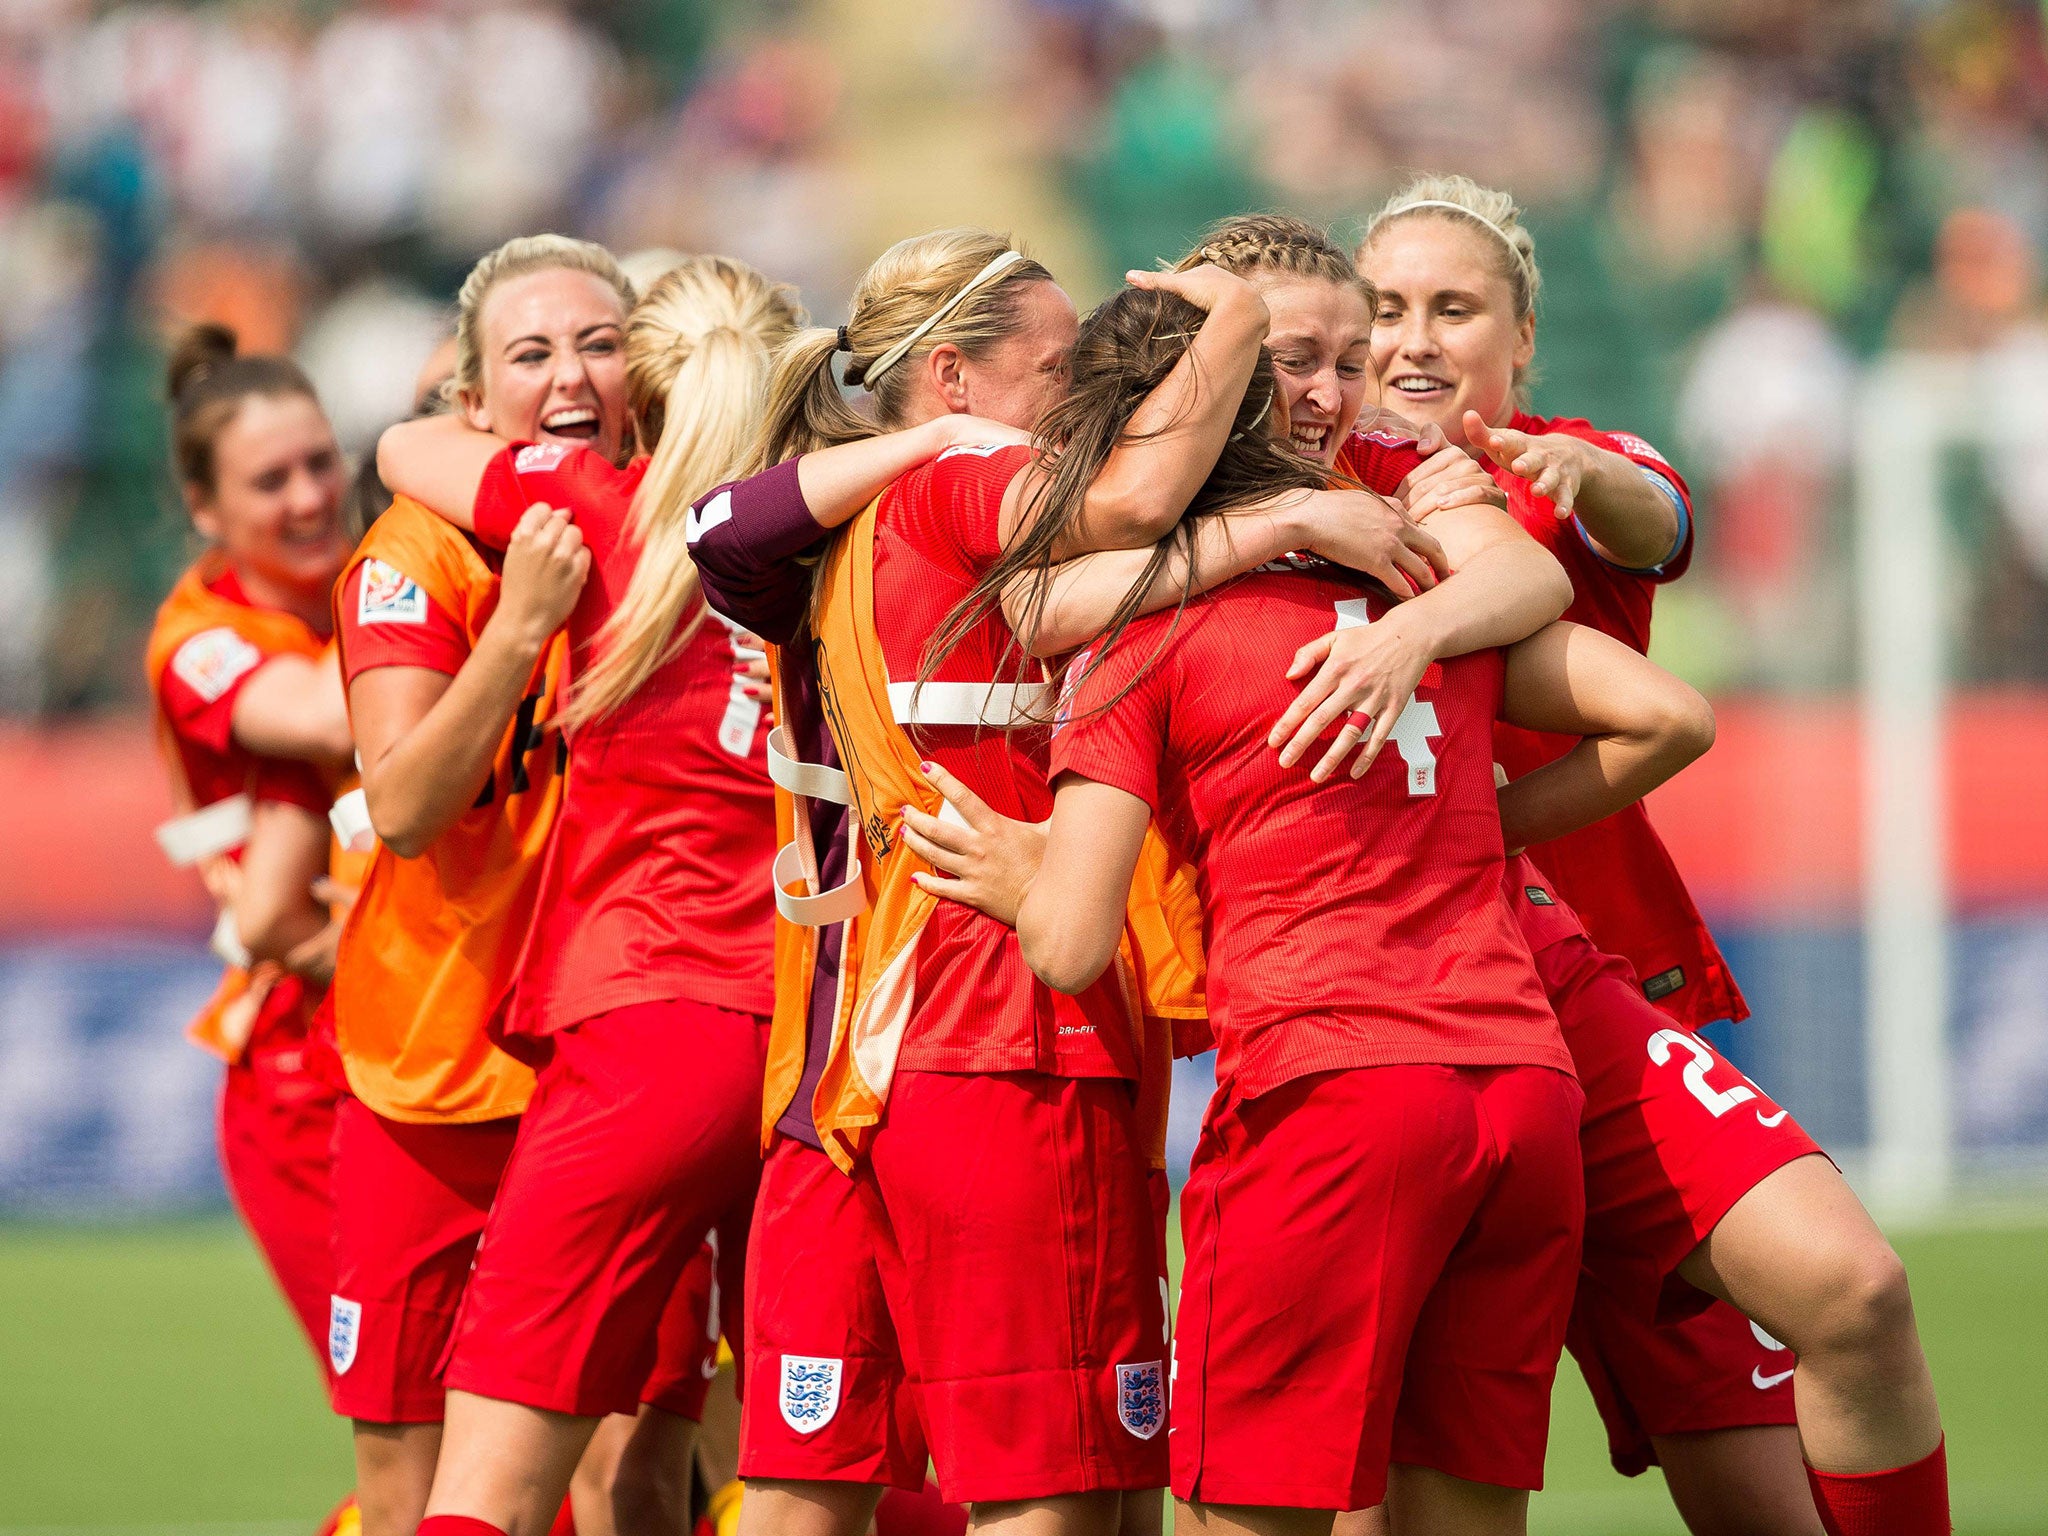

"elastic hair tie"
[834, 325, 849, 353]
[860, 250, 1026, 391]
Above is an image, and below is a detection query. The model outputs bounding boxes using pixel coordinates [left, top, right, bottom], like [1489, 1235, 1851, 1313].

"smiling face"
[1251, 273, 1375, 467]
[461, 267, 632, 462]
[1363, 216, 1535, 448]
[189, 392, 350, 597]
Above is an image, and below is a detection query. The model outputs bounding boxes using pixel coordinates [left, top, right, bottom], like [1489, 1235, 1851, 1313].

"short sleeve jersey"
[872, 444, 1136, 1079]
[336, 552, 477, 682]
[155, 566, 333, 818]
[1333, 425, 1428, 497]
[1488, 416, 1745, 1028]
[1496, 414, 1694, 649]
[1049, 565, 1569, 1099]
[464, 442, 779, 1029]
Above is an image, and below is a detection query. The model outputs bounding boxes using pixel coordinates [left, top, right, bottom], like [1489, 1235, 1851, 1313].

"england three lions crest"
[1117, 1360, 1164, 1440]
[779, 1354, 843, 1434]
[328, 1296, 362, 1376]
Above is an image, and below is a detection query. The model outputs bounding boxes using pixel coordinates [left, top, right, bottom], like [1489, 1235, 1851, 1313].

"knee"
[609, 1451, 693, 1536]
[1806, 1241, 1917, 1359]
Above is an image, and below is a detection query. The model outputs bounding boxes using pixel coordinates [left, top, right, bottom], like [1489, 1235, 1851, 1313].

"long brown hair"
[923, 285, 1327, 709]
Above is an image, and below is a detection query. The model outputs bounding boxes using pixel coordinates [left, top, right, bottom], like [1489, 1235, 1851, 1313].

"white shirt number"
[1332, 598, 1441, 796]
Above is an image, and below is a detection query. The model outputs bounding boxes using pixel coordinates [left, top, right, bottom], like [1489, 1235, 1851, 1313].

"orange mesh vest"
[328, 498, 562, 1123]
[147, 554, 333, 1062]
[761, 499, 1207, 1172]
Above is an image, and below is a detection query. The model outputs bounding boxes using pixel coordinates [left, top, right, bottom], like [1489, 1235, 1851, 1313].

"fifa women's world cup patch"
[778, 1353, 843, 1433]
[1117, 1359, 1164, 1439]
[328, 1295, 362, 1375]
[357, 559, 427, 625]
[171, 627, 263, 703]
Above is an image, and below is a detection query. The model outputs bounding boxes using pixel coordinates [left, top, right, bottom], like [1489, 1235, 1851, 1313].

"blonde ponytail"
[751, 228, 1055, 471]
[748, 324, 874, 472]
[562, 256, 804, 730]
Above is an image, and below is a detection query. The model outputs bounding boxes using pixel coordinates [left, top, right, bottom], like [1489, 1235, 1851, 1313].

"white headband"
[858, 250, 1027, 390]
[1394, 200, 1530, 272]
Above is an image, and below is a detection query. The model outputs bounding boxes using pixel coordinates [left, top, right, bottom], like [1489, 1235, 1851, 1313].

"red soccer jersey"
[1050, 566, 1570, 1099]
[1333, 424, 1428, 497]
[1487, 415, 1746, 1028]
[157, 567, 333, 817]
[458, 442, 779, 1030]
[873, 443, 1135, 1080]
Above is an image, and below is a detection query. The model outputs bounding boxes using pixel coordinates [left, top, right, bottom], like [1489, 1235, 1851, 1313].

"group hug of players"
[147, 175, 1952, 1536]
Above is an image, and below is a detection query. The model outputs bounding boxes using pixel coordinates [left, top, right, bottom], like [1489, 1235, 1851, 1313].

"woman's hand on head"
[1125, 264, 1269, 328]
[495, 502, 588, 650]
[1270, 608, 1434, 784]
[1463, 410, 1586, 516]
[1296, 488, 1449, 596]
[903, 760, 1047, 928]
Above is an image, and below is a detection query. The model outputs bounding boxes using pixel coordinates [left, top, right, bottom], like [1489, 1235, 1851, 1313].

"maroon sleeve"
[1048, 621, 1173, 812]
[688, 458, 839, 645]
[338, 561, 470, 681]
[159, 626, 271, 756]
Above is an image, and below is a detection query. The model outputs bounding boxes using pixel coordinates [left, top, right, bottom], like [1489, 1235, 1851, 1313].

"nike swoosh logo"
[1753, 1365, 1795, 1390]
[1756, 1108, 1789, 1128]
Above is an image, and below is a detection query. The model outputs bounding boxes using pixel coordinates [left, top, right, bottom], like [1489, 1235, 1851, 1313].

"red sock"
[1806, 1439, 1951, 1536]
[418, 1517, 511, 1536]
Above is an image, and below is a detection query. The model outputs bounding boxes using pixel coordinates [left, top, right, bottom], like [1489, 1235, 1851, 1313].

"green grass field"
[1, 1218, 2044, 1535]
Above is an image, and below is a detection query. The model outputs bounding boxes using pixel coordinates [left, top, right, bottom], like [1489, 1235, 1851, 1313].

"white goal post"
[1854, 354, 1965, 1219]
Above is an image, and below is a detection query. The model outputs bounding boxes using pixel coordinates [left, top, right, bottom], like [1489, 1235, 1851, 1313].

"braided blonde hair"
[564, 255, 804, 730]
[453, 234, 638, 401]
[1176, 212, 1371, 299]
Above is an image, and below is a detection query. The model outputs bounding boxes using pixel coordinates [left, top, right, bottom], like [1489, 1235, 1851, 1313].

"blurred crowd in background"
[6, 0, 2048, 715]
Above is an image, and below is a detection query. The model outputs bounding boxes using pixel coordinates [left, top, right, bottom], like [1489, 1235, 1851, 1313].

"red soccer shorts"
[445, 998, 768, 1418]
[328, 1097, 518, 1422]
[863, 1071, 1169, 1505]
[1569, 1266, 1799, 1474]
[644, 1232, 742, 1423]
[740, 1135, 929, 1490]
[219, 1025, 340, 1374]
[1544, 933, 1824, 1325]
[1538, 933, 1816, 1466]
[1173, 1063, 1584, 1511]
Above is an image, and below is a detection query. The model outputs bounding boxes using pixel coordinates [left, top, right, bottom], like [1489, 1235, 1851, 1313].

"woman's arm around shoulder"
[1496, 621, 1714, 849]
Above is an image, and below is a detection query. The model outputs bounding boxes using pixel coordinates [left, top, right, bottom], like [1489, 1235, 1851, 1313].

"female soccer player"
[691, 230, 1393, 1536]
[373, 248, 793, 1536]
[1358, 175, 1948, 1536]
[147, 324, 355, 1381]
[336, 237, 721, 1536]
[1010, 281, 1724, 1536]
